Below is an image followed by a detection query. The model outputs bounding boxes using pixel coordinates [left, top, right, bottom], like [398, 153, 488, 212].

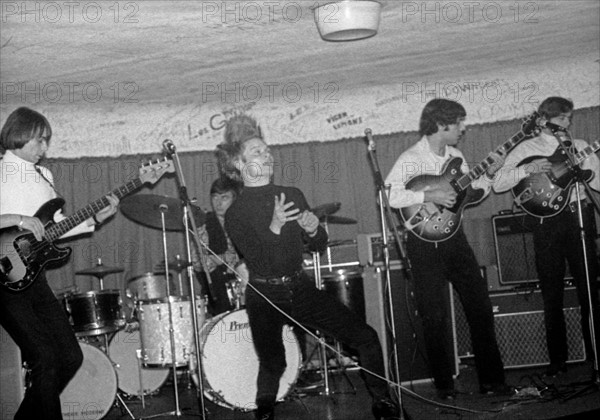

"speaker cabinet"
[492, 212, 572, 285]
[1, 325, 25, 419]
[453, 287, 586, 368]
[363, 266, 458, 384]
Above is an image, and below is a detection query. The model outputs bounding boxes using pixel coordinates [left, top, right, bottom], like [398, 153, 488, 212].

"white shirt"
[492, 132, 600, 202]
[1, 150, 94, 238]
[385, 136, 493, 209]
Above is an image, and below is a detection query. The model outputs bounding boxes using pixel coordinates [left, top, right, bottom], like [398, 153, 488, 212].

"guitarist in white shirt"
[0, 107, 118, 420]
[493, 97, 600, 377]
[385, 99, 510, 400]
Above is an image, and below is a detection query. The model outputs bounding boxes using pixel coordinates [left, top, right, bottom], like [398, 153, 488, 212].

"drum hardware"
[108, 330, 169, 407]
[120, 184, 208, 416]
[305, 250, 357, 396]
[75, 258, 124, 290]
[153, 255, 191, 297]
[127, 272, 173, 301]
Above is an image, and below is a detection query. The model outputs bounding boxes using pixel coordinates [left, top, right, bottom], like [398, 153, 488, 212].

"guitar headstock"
[139, 158, 175, 185]
[521, 111, 541, 137]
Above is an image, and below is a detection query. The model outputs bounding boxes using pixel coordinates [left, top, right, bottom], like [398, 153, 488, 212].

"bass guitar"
[0, 159, 174, 292]
[512, 139, 600, 218]
[400, 112, 539, 242]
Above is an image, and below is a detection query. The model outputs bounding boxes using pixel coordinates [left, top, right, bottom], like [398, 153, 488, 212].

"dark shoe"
[479, 382, 514, 396]
[371, 397, 399, 420]
[255, 406, 274, 420]
[544, 362, 568, 377]
[436, 387, 456, 401]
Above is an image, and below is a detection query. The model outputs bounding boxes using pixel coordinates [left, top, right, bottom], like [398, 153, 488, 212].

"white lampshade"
[313, 1, 382, 42]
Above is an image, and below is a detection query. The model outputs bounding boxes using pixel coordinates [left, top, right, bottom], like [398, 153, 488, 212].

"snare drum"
[193, 309, 301, 411]
[137, 296, 206, 367]
[64, 290, 125, 336]
[60, 342, 116, 420]
[108, 330, 169, 397]
[127, 272, 173, 300]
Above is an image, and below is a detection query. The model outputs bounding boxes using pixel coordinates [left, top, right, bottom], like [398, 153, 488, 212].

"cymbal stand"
[143, 205, 183, 419]
[165, 139, 208, 419]
[310, 251, 330, 396]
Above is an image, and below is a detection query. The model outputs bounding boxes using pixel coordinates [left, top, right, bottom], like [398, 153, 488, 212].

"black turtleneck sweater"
[225, 183, 328, 278]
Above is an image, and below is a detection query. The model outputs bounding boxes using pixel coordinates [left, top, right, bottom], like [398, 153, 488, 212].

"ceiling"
[2, 0, 598, 106]
[1, 1, 599, 156]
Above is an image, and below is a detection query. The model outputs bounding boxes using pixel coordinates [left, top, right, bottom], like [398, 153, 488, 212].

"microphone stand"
[364, 129, 410, 418]
[164, 140, 208, 419]
[550, 129, 600, 392]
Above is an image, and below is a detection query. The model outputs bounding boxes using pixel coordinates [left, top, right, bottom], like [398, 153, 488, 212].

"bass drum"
[108, 330, 169, 397]
[193, 309, 301, 411]
[60, 342, 116, 420]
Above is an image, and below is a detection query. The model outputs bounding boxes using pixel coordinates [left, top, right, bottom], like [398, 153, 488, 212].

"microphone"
[537, 119, 567, 133]
[163, 139, 176, 155]
[365, 128, 375, 150]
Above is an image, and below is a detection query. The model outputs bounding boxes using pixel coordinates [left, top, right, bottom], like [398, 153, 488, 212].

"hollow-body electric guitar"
[512, 140, 600, 218]
[0, 159, 174, 292]
[400, 113, 539, 242]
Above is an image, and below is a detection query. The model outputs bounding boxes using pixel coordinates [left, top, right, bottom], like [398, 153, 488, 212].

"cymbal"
[320, 215, 357, 225]
[76, 264, 124, 277]
[120, 194, 206, 231]
[312, 202, 341, 220]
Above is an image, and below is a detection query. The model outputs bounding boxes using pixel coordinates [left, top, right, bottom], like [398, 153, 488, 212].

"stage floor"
[96, 359, 599, 420]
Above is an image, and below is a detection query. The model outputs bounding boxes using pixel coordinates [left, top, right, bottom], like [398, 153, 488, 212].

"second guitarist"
[0, 107, 119, 420]
[385, 99, 510, 400]
[493, 96, 600, 376]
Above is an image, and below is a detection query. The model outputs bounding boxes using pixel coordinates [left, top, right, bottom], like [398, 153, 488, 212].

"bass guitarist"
[493, 96, 600, 376]
[385, 98, 509, 400]
[0, 107, 118, 420]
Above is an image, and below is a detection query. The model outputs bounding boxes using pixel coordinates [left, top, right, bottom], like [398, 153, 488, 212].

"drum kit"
[55, 194, 361, 418]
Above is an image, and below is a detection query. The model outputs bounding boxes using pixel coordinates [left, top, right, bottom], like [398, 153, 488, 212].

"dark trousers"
[528, 204, 600, 365]
[245, 273, 388, 408]
[407, 229, 505, 390]
[0, 276, 83, 420]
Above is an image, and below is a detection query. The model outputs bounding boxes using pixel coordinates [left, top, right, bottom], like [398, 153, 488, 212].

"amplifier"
[356, 233, 403, 267]
[453, 286, 586, 368]
[492, 212, 572, 285]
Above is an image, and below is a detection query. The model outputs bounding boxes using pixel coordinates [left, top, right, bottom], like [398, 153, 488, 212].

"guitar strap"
[34, 165, 62, 198]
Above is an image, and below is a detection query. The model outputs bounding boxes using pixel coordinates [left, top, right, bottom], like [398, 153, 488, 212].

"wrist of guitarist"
[522, 158, 552, 175]
[88, 194, 119, 226]
[424, 188, 457, 208]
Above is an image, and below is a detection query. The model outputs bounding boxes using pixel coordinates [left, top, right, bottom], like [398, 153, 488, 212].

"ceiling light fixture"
[313, 0, 382, 42]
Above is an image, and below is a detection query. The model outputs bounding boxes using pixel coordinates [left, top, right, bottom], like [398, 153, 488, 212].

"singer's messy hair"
[216, 113, 263, 181]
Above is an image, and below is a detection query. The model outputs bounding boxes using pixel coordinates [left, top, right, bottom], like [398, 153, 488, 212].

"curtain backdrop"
[45, 107, 600, 294]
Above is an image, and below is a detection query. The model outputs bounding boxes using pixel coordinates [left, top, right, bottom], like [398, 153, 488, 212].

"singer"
[493, 96, 600, 376]
[384, 98, 510, 400]
[216, 113, 398, 420]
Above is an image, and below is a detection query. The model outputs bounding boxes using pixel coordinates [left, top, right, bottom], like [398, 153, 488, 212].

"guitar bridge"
[514, 187, 534, 205]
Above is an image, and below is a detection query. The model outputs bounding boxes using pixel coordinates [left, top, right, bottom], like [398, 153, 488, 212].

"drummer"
[192, 177, 248, 315]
